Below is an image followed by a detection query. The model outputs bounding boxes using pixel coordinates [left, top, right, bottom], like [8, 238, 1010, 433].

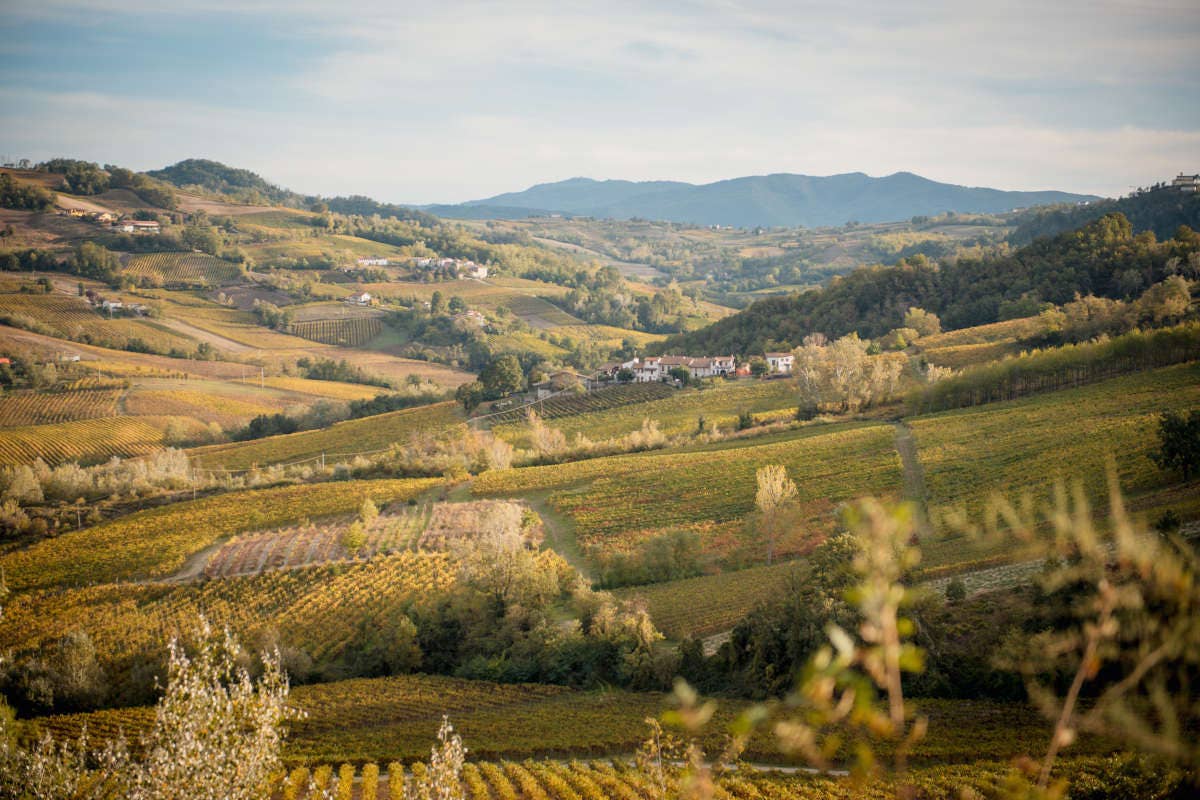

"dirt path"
[893, 421, 931, 538]
[155, 317, 255, 354]
[522, 490, 595, 584]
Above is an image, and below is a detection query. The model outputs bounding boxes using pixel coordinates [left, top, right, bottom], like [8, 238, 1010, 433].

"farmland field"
[0, 477, 441, 591]
[487, 382, 676, 425]
[289, 316, 383, 346]
[31, 670, 1113, 769]
[1, 549, 456, 678]
[123, 251, 243, 286]
[0, 414, 201, 467]
[189, 401, 464, 471]
[910, 362, 1200, 567]
[612, 560, 800, 639]
[0, 380, 123, 426]
[476, 422, 903, 561]
[0, 293, 198, 353]
[492, 379, 797, 446]
[203, 503, 432, 577]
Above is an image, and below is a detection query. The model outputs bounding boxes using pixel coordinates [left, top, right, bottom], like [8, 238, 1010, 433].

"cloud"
[1, 1, 1196, 201]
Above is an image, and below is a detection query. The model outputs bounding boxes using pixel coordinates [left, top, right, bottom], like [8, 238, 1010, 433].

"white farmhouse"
[765, 352, 794, 374]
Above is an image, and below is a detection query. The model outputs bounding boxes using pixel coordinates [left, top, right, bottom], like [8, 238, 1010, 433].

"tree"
[668, 366, 691, 385]
[1150, 409, 1200, 480]
[479, 355, 524, 399]
[455, 381, 484, 412]
[748, 357, 769, 378]
[413, 717, 466, 800]
[755, 464, 798, 565]
[448, 295, 466, 313]
[0, 621, 300, 800]
[903, 307, 941, 337]
[616, 368, 635, 383]
[430, 291, 445, 316]
[71, 242, 120, 283]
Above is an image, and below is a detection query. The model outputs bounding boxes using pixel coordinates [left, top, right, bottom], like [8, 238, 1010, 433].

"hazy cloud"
[1, 1, 1196, 202]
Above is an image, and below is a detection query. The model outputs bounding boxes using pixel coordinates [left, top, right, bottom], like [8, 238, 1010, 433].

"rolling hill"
[440, 171, 1101, 227]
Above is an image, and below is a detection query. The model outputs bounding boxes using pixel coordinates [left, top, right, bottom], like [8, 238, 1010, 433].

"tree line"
[660, 212, 1200, 355]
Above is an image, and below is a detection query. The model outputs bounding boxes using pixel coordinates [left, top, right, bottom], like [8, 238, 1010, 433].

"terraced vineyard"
[289, 316, 383, 346]
[0, 478, 441, 591]
[476, 422, 903, 561]
[204, 504, 432, 577]
[189, 401, 463, 471]
[0, 379, 123, 426]
[487, 382, 675, 424]
[0, 414, 200, 467]
[1, 550, 456, 677]
[123, 252, 243, 286]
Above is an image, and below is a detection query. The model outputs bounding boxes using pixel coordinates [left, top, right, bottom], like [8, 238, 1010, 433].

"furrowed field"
[32, 670, 1115, 769]
[188, 401, 463, 471]
[476, 422, 903, 560]
[289, 316, 383, 347]
[487, 383, 675, 425]
[1, 550, 455, 681]
[123, 252, 243, 286]
[0, 379, 122, 426]
[910, 362, 1200, 571]
[0, 293, 197, 353]
[0, 414, 202, 467]
[612, 560, 800, 639]
[0, 478, 441, 590]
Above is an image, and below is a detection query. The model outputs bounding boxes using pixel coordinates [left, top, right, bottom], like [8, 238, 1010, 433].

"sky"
[1, 0, 1197, 204]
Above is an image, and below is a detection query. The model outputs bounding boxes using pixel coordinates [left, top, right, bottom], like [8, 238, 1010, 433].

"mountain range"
[428, 172, 1101, 228]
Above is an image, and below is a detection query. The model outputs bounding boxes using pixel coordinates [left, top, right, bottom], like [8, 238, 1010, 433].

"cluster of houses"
[410, 257, 489, 279]
[85, 290, 149, 316]
[60, 208, 162, 235]
[597, 352, 794, 383]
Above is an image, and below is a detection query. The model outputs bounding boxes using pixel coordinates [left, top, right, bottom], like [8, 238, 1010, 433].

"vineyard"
[0, 293, 196, 353]
[123, 252, 243, 286]
[0, 414, 200, 468]
[32, 671, 1117, 770]
[122, 384, 284, 428]
[0, 379, 123, 426]
[1, 550, 456, 678]
[203, 504, 433, 577]
[911, 362, 1200, 570]
[612, 560, 800, 639]
[289, 316, 384, 347]
[476, 422, 903, 561]
[189, 401, 464, 471]
[487, 383, 676, 425]
[494, 379, 798, 445]
[0, 478, 442, 591]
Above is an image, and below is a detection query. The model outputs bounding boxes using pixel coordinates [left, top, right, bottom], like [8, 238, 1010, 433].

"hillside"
[442, 171, 1100, 227]
[660, 209, 1200, 355]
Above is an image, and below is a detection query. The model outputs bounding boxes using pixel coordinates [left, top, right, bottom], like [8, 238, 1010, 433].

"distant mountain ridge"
[437, 172, 1101, 227]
